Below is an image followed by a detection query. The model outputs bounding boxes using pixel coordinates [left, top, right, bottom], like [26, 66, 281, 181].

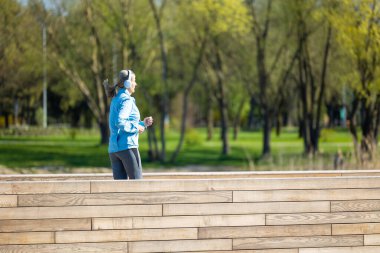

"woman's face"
[129, 75, 137, 94]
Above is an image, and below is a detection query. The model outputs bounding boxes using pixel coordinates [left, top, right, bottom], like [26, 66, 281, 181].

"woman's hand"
[143, 116, 153, 127]
[138, 125, 145, 134]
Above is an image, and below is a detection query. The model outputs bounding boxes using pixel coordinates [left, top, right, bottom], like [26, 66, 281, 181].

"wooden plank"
[267, 211, 380, 225]
[56, 228, 197, 243]
[233, 235, 363, 250]
[0, 242, 128, 253]
[0, 218, 91, 232]
[344, 172, 380, 177]
[0, 204, 162, 220]
[163, 201, 330, 216]
[332, 200, 380, 212]
[92, 217, 133, 230]
[2, 170, 380, 181]
[234, 189, 380, 202]
[365, 234, 380, 245]
[132, 214, 265, 229]
[0, 232, 54, 245]
[300, 246, 380, 253]
[0, 195, 16, 207]
[177, 249, 298, 253]
[0, 174, 112, 181]
[0, 181, 90, 194]
[0, 170, 349, 181]
[91, 177, 380, 193]
[199, 224, 331, 239]
[18, 191, 232, 207]
[333, 223, 380, 235]
[128, 239, 232, 252]
[144, 172, 344, 179]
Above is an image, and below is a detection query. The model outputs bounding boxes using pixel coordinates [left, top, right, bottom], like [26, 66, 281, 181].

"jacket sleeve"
[116, 97, 139, 134]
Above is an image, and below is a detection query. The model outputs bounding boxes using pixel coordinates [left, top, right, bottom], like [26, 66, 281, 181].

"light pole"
[42, 23, 47, 128]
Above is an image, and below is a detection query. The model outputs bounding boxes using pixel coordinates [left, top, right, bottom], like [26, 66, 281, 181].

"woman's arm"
[116, 98, 140, 134]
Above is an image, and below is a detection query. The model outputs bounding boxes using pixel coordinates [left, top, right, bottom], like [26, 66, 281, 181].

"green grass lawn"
[0, 127, 356, 172]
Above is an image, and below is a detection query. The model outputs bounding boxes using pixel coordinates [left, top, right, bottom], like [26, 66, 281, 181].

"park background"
[0, 0, 379, 173]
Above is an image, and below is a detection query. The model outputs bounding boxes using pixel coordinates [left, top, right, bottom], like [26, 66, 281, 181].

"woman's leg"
[116, 148, 142, 180]
[109, 152, 128, 179]
[131, 148, 143, 179]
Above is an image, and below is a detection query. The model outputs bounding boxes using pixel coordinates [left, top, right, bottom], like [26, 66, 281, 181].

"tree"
[169, 0, 208, 162]
[0, 0, 43, 127]
[291, 0, 333, 155]
[246, 0, 299, 157]
[328, 0, 380, 163]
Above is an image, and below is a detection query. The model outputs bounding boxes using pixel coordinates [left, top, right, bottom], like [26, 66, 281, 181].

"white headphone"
[123, 70, 133, 89]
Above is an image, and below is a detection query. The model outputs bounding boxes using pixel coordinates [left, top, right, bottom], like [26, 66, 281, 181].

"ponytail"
[103, 79, 121, 98]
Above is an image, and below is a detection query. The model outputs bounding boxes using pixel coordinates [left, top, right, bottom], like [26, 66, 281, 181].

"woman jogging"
[104, 69, 153, 179]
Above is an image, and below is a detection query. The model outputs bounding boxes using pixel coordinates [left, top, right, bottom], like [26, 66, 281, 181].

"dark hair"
[103, 79, 123, 98]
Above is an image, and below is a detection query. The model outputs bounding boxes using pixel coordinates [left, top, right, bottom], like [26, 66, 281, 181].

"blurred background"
[0, 0, 379, 173]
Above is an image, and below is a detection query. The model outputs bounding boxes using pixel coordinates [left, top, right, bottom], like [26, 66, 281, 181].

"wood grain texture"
[176, 250, 298, 253]
[0, 204, 162, 219]
[300, 246, 380, 253]
[199, 224, 331, 239]
[132, 214, 264, 229]
[365, 234, 380, 245]
[233, 235, 363, 250]
[332, 200, 380, 212]
[0, 218, 91, 232]
[56, 228, 197, 243]
[333, 223, 380, 235]
[90, 177, 380, 193]
[18, 191, 232, 207]
[0, 195, 16, 207]
[163, 201, 330, 216]
[0, 181, 90, 194]
[0, 232, 54, 245]
[234, 189, 380, 202]
[0, 242, 128, 253]
[266, 212, 380, 225]
[128, 239, 232, 252]
[92, 217, 133, 230]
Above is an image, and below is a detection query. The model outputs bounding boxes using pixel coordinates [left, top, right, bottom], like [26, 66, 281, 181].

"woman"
[104, 69, 153, 179]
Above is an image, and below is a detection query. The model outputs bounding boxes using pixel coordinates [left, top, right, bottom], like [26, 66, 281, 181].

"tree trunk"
[5, 112, 9, 128]
[348, 93, 360, 163]
[313, 24, 332, 154]
[170, 37, 206, 162]
[247, 96, 256, 130]
[215, 47, 229, 155]
[262, 111, 271, 156]
[233, 99, 245, 140]
[149, 0, 169, 162]
[98, 119, 109, 145]
[147, 126, 159, 161]
[257, 51, 272, 156]
[205, 80, 214, 141]
[207, 103, 213, 141]
[360, 100, 376, 161]
[219, 99, 229, 155]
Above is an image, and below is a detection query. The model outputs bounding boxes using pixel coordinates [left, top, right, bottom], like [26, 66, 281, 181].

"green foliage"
[320, 128, 335, 142]
[184, 128, 203, 147]
[327, 0, 380, 94]
[191, 0, 251, 36]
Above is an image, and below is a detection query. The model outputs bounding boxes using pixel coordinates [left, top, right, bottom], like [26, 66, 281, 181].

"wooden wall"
[0, 172, 380, 252]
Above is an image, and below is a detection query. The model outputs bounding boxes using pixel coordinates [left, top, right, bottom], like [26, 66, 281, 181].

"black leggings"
[109, 148, 142, 180]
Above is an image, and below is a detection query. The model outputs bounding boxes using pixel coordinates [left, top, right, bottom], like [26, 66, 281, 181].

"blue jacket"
[108, 88, 145, 153]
